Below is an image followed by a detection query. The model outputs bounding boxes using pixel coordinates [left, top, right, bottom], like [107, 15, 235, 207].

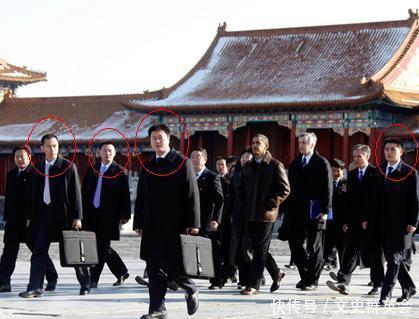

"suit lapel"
[197, 168, 207, 185]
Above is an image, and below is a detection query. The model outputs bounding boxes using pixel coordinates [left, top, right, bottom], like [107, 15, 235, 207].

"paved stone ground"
[0, 231, 418, 319]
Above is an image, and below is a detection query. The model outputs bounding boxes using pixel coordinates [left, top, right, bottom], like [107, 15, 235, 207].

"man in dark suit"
[375, 138, 418, 305]
[190, 149, 224, 289]
[19, 134, 90, 298]
[323, 158, 347, 270]
[82, 141, 131, 288]
[287, 132, 333, 290]
[216, 156, 239, 284]
[239, 134, 290, 295]
[0, 145, 57, 292]
[326, 145, 384, 295]
[134, 124, 200, 319]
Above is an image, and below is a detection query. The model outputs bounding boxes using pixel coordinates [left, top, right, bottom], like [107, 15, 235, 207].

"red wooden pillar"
[343, 128, 350, 166]
[227, 123, 234, 156]
[290, 121, 296, 162]
[368, 127, 377, 164]
[179, 131, 185, 155]
[245, 124, 251, 148]
[370, 127, 384, 165]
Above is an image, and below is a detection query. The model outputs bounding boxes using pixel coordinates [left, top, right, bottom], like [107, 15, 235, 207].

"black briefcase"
[59, 230, 99, 267]
[179, 234, 214, 279]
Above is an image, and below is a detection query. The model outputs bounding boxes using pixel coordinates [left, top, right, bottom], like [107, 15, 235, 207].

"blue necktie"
[302, 157, 307, 168]
[358, 170, 364, 182]
[386, 167, 393, 177]
[93, 166, 106, 208]
[43, 163, 51, 205]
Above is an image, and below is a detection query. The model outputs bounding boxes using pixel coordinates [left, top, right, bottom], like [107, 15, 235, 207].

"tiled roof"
[0, 58, 46, 84]
[0, 93, 159, 144]
[129, 14, 419, 112]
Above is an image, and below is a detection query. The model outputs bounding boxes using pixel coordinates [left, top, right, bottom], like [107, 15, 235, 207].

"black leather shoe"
[45, 280, 57, 291]
[329, 271, 339, 282]
[208, 284, 222, 290]
[396, 288, 416, 302]
[79, 288, 90, 295]
[113, 273, 129, 286]
[185, 292, 199, 315]
[135, 275, 149, 287]
[91, 282, 98, 289]
[139, 310, 167, 319]
[323, 263, 332, 271]
[270, 270, 286, 293]
[326, 281, 349, 295]
[302, 284, 318, 291]
[378, 297, 390, 306]
[295, 280, 304, 289]
[0, 285, 11, 292]
[167, 280, 179, 291]
[19, 290, 43, 298]
[367, 286, 380, 296]
[229, 274, 238, 283]
[284, 264, 296, 270]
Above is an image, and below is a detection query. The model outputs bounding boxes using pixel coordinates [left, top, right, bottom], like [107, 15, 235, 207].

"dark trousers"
[289, 225, 325, 286]
[0, 238, 57, 286]
[147, 256, 197, 313]
[381, 245, 416, 299]
[27, 219, 90, 291]
[337, 234, 358, 285]
[238, 263, 251, 286]
[337, 231, 384, 287]
[204, 231, 224, 286]
[323, 221, 345, 267]
[246, 222, 279, 290]
[90, 237, 128, 283]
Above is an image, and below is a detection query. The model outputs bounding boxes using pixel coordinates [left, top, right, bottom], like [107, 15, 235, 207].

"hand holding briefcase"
[59, 230, 99, 267]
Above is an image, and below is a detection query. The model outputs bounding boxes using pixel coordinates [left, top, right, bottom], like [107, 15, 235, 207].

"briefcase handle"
[196, 246, 202, 275]
[71, 228, 86, 263]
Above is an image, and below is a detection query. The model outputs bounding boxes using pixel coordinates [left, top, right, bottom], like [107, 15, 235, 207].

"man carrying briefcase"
[134, 124, 201, 319]
[19, 134, 91, 298]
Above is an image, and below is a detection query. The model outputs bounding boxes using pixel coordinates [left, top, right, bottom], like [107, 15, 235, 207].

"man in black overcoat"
[326, 145, 384, 295]
[82, 141, 131, 287]
[19, 134, 90, 298]
[323, 158, 347, 270]
[287, 132, 333, 290]
[134, 124, 200, 319]
[190, 149, 224, 289]
[375, 138, 418, 305]
[0, 145, 57, 292]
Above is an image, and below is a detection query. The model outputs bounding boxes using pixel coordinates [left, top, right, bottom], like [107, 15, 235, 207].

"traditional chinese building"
[1, 12, 419, 196]
[127, 11, 419, 167]
[0, 57, 46, 99]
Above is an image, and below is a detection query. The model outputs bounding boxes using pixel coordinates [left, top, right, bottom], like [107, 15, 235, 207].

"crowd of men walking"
[0, 124, 418, 319]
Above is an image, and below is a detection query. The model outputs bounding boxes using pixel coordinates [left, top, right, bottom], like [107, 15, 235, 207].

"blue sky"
[1, 0, 417, 97]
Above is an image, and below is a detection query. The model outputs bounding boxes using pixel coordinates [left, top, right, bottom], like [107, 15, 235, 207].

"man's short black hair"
[330, 158, 345, 169]
[384, 137, 404, 150]
[148, 124, 171, 137]
[13, 144, 32, 156]
[99, 140, 116, 150]
[239, 148, 252, 158]
[41, 134, 59, 145]
[215, 156, 227, 164]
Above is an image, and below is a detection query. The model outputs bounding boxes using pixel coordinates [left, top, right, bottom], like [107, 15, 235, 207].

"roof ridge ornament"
[217, 22, 227, 34]
[408, 8, 419, 26]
